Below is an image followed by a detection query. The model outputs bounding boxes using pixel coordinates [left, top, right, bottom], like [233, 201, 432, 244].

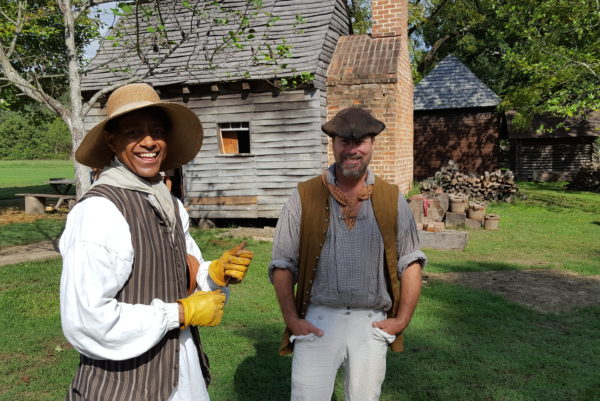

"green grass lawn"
[0, 182, 599, 400]
[426, 182, 600, 276]
[0, 160, 75, 205]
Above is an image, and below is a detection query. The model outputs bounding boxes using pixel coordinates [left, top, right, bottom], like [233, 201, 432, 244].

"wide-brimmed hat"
[321, 107, 385, 140]
[75, 83, 203, 171]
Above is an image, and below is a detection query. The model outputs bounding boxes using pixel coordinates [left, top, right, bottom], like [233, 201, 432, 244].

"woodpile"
[567, 162, 600, 193]
[420, 161, 519, 202]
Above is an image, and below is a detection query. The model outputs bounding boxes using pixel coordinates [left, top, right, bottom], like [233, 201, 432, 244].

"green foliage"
[346, 0, 371, 34]
[0, 0, 99, 111]
[0, 109, 71, 160]
[409, 0, 600, 123]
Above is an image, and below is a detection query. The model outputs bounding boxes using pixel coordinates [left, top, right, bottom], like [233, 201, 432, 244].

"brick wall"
[372, 0, 406, 38]
[325, 0, 413, 193]
[413, 109, 501, 179]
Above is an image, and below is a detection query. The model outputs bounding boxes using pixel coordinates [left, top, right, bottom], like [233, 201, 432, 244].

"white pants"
[291, 305, 396, 401]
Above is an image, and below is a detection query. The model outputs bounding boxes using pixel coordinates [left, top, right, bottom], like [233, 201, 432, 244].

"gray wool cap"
[321, 108, 385, 140]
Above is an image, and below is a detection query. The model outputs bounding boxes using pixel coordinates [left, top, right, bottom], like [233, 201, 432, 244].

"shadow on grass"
[0, 184, 69, 201]
[0, 217, 65, 249]
[232, 324, 291, 401]
[427, 260, 546, 273]
[382, 282, 600, 401]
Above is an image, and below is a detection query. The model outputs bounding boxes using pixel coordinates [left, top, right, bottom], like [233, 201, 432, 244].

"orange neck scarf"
[321, 170, 373, 229]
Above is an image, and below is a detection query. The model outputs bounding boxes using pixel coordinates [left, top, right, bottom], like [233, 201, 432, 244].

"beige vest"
[279, 175, 403, 355]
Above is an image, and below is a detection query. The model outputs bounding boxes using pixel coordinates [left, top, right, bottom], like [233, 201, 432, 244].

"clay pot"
[467, 207, 486, 221]
[484, 214, 500, 230]
[450, 199, 467, 213]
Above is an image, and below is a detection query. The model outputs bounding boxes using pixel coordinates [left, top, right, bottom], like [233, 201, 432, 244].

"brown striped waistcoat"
[66, 185, 209, 401]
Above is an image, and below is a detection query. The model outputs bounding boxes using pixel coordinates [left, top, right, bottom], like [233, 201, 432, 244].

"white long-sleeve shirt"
[60, 196, 223, 401]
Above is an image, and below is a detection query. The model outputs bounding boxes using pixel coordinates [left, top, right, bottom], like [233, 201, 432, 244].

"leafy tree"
[0, 106, 70, 159]
[0, 0, 307, 195]
[0, 0, 98, 110]
[409, 0, 600, 128]
[346, 0, 371, 34]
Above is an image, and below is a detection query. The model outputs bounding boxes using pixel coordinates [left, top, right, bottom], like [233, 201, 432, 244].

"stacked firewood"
[567, 162, 600, 193]
[420, 161, 519, 202]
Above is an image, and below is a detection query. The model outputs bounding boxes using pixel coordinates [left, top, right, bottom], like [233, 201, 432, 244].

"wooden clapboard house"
[81, 0, 350, 219]
[507, 111, 600, 181]
[413, 55, 502, 180]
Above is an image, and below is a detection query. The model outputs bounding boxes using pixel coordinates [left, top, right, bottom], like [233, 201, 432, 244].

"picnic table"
[47, 178, 75, 195]
[16, 178, 77, 215]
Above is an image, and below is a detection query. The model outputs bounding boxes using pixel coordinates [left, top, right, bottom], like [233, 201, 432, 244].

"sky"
[84, 2, 118, 60]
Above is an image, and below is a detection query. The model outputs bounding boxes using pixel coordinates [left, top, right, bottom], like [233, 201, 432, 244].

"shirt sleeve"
[59, 197, 180, 361]
[176, 200, 228, 295]
[396, 195, 427, 275]
[268, 188, 301, 283]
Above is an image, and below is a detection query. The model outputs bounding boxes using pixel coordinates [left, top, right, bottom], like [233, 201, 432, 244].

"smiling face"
[104, 108, 170, 179]
[332, 135, 375, 180]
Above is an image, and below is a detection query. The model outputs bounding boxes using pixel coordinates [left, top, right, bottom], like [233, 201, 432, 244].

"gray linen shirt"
[269, 166, 427, 312]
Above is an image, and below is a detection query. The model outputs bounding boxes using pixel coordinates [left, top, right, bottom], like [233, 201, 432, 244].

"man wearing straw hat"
[59, 83, 252, 401]
[269, 107, 426, 400]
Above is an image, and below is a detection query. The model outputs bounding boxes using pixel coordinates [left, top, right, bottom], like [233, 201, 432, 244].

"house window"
[218, 122, 251, 154]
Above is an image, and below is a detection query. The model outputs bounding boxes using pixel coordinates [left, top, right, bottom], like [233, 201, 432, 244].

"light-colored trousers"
[291, 305, 396, 401]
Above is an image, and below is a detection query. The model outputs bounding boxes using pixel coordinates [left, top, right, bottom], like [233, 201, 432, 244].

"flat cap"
[321, 108, 385, 140]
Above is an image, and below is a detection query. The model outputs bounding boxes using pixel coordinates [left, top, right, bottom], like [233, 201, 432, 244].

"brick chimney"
[325, 0, 414, 192]
[372, 0, 408, 38]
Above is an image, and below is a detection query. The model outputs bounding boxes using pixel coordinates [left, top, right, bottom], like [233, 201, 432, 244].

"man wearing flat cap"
[269, 107, 426, 400]
[59, 83, 253, 401]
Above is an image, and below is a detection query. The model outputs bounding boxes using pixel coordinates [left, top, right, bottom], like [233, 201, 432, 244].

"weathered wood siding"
[313, 0, 351, 91]
[413, 108, 501, 180]
[184, 88, 326, 219]
[511, 137, 596, 180]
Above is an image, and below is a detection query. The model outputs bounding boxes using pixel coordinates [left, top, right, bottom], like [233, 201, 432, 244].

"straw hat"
[321, 107, 385, 140]
[75, 83, 203, 171]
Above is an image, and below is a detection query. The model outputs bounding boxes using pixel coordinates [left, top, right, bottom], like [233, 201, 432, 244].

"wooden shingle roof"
[413, 55, 500, 111]
[81, 0, 349, 91]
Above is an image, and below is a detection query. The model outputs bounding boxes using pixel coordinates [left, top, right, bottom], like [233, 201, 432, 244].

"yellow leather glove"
[177, 290, 226, 329]
[208, 242, 253, 286]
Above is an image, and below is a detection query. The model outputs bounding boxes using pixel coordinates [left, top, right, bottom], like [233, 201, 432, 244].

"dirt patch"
[221, 226, 276, 242]
[0, 240, 59, 267]
[0, 208, 66, 226]
[427, 269, 600, 313]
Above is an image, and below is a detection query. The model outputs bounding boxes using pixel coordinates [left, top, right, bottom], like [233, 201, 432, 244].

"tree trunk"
[70, 123, 91, 197]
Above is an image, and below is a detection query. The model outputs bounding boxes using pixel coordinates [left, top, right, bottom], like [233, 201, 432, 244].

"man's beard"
[335, 154, 371, 178]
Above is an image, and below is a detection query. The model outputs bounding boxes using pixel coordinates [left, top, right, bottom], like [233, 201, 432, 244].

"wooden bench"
[15, 193, 77, 215]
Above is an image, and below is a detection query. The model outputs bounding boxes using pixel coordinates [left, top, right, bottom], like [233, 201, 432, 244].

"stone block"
[466, 218, 482, 230]
[418, 230, 469, 251]
[445, 212, 466, 229]
[407, 197, 424, 223]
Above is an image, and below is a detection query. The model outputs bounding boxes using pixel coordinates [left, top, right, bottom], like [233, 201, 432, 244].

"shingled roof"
[81, 0, 348, 92]
[413, 55, 500, 111]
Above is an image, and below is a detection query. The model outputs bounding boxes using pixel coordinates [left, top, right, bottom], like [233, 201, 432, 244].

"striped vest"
[66, 185, 209, 401]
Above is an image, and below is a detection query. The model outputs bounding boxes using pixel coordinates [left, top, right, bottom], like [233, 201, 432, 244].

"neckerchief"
[93, 158, 176, 238]
[321, 169, 373, 229]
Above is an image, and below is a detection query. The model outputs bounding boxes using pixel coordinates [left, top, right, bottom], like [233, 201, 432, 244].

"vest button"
[316, 256, 319, 260]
